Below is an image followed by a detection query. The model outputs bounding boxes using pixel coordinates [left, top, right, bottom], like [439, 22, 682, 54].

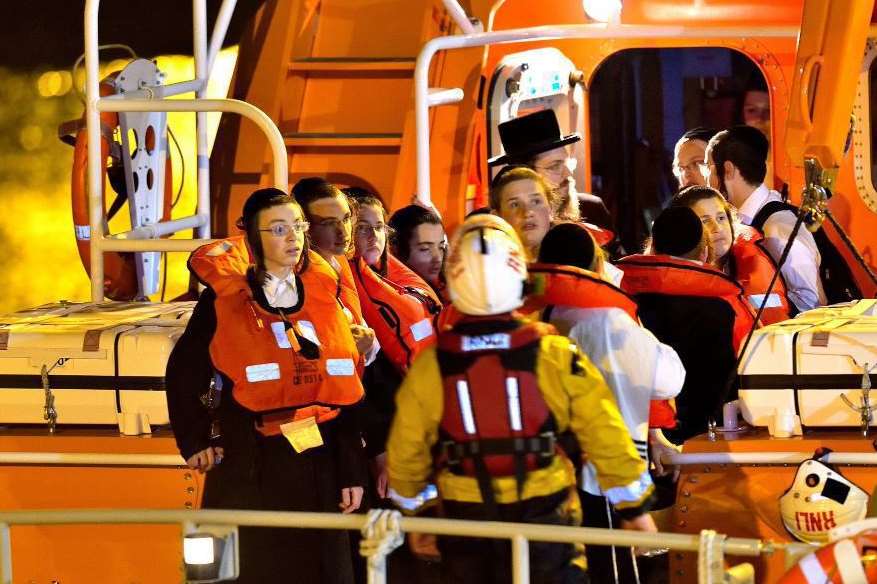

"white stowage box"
[0, 301, 194, 426]
[738, 300, 877, 429]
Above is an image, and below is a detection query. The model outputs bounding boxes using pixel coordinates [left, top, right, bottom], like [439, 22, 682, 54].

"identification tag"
[280, 417, 324, 453]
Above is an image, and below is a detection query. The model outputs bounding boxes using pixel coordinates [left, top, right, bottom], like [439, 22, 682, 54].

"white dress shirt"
[263, 272, 298, 308]
[737, 184, 826, 311]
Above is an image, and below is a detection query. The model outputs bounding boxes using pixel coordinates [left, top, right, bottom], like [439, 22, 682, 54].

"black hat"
[652, 206, 703, 257]
[488, 109, 580, 167]
[538, 223, 596, 271]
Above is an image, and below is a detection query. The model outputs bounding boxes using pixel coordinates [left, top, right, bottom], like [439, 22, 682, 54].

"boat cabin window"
[589, 48, 768, 253]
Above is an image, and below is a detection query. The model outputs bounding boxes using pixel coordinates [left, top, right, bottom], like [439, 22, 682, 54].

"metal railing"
[412, 21, 798, 208]
[0, 507, 782, 584]
[84, 0, 289, 302]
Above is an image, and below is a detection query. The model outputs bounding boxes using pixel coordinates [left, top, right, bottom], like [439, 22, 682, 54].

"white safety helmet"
[445, 214, 528, 316]
[779, 458, 869, 544]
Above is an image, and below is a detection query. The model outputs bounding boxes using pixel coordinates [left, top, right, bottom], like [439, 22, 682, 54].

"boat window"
[589, 48, 767, 253]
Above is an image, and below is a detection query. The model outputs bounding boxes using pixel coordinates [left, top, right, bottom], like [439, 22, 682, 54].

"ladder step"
[289, 57, 416, 73]
[284, 132, 403, 148]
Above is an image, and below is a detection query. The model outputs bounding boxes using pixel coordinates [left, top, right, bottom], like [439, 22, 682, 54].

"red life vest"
[525, 262, 676, 429]
[730, 225, 793, 325]
[334, 254, 364, 326]
[189, 238, 364, 435]
[350, 254, 441, 373]
[523, 263, 638, 320]
[435, 318, 559, 505]
[617, 254, 758, 353]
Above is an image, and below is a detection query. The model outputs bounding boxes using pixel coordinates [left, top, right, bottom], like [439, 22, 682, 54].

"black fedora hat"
[488, 109, 581, 167]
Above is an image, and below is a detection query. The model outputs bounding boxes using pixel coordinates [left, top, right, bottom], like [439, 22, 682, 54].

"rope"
[360, 509, 404, 584]
[697, 529, 726, 584]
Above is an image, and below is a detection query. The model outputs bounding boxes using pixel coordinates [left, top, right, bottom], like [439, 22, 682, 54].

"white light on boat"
[183, 535, 215, 565]
[583, 0, 622, 23]
[183, 525, 239, 583]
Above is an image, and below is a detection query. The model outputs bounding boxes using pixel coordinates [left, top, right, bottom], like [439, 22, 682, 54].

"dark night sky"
[0, 0, 265, 70]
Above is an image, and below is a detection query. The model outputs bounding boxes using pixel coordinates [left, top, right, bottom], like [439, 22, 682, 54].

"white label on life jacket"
[270, 321, 292, 349]
[461, 333, 510, 352]
[456, 380, 477, 434]
[326, 358, 355, 376]
[834, 538, 868, 583]
[797, 553, 827, 584]
[410, 318, 434, 342]
[505, 377, 522, 431]
[245, 362, 280, 382]
[296, 320, 320, 346]
[748, 293, 782, 309]
[206, 240, 234, 257]
[74, 225, 91, 241]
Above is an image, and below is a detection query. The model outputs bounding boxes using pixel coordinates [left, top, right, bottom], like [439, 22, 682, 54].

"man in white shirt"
[704, 126, 826, 311]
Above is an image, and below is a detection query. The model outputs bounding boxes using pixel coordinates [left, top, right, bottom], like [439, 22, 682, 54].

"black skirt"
[203, 406, 366, 584]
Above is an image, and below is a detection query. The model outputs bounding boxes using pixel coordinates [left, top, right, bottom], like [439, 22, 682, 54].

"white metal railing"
[0, 452, 185, 466]
[665, 450, 877, 466]
[413, 23, 799, 208]
[7, 448, 877, 469]
[0, 508, 781, 584]
[84, 0, 288, 302]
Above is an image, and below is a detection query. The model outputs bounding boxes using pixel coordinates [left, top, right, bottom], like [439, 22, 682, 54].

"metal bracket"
[841, 362, 876, 437]
[40, 357, 70, 434]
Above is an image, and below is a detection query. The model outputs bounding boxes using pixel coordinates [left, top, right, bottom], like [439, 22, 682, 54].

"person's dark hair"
[651, 206, 705, 258]
[388, 204, 443, 262]
[343, 187, 388, 221]
[679, 127, 717, 145]
[538, 222, 597, 272]
[291, 177, 345, 218]
[488, 166, 557, 212]
[708, 125, 769, 186]
[466, 206, 492, 218]
[238, 187, 309, 284]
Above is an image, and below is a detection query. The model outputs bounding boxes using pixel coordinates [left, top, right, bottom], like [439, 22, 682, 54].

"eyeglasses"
[354, 223, 392, 237]
[673, 160, 702, 177]
[312, 215, 352, 231]
[697, 162, 712, 177]
[258, 221, 309, 237]
[534, 157, 577, 177]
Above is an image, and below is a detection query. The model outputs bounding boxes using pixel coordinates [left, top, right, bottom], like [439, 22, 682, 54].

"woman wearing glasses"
[345, 190, 442, 491]
[166, 188, 367, 584]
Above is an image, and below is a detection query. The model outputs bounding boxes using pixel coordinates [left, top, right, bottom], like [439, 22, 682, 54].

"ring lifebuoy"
[69, 75, 173, 300]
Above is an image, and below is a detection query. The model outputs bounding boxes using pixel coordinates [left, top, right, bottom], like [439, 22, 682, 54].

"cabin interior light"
[582, 0, 622, 23]
[183, 525, 238, 583]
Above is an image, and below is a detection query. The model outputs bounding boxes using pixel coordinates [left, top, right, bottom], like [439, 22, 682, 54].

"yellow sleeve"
[542, 336, 653, 517]
[386, 346, 443, 499]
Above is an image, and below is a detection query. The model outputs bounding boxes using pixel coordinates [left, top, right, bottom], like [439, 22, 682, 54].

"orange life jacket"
[524, 262, 675, 429]
[730, 225, 793, 325]
[350, 254, 442, 373]
[189, 238, 364, 435]
[617, 254, 758, 353]
[333, 254, 364, 325]
[523, 263, 638, 320]
[778, 531, 877, 584]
